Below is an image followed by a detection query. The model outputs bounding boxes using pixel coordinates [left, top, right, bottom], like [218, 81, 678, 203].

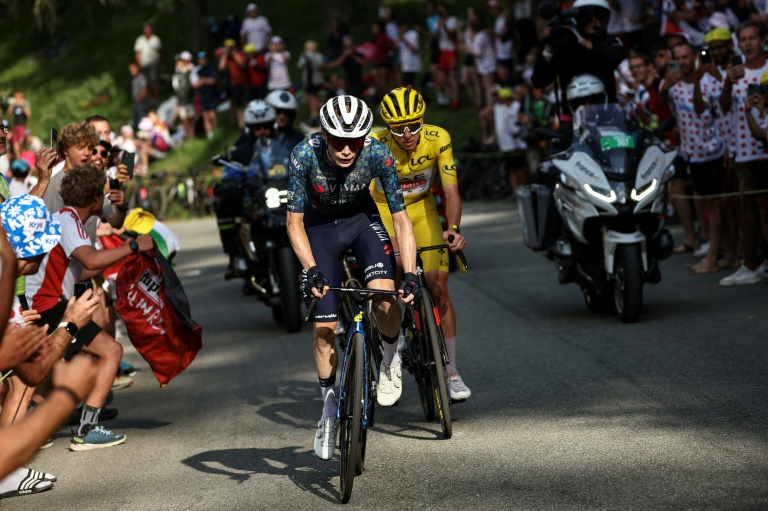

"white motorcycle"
[518, 104, 677, 323]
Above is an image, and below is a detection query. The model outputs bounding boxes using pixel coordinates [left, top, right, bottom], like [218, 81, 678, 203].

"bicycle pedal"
[450, 398, 467, 405]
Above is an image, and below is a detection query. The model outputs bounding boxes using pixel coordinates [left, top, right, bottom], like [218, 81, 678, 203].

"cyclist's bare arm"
[391, 210, 416, 277]
[442, 183, 466, 251]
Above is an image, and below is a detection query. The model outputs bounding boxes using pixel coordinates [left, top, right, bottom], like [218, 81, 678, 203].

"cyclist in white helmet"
[287, 95, 420, 460]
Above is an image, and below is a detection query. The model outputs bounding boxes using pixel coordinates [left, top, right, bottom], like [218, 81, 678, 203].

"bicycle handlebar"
[304, 286, 402, 322]
[396, 235, 469, 271]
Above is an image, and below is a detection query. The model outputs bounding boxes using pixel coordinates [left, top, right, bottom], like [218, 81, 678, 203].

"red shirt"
[226, 50, 248, 86]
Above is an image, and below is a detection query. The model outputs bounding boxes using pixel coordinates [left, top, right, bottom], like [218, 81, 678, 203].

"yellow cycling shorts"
[374, 193, 449, 273]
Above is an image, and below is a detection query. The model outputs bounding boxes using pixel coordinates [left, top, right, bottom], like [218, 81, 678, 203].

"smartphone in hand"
[49, 128, 58, 154]
[109, 178, 121, 191]
[668, 60, 681, 73]
[701, 49, 711, 64]
[74, 281, 93, 299]
[748, 83, 761, 96]
[121, 151, 135, 179]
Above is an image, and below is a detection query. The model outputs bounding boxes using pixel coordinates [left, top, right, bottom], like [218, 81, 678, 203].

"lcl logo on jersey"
[409, 154, 434, 168]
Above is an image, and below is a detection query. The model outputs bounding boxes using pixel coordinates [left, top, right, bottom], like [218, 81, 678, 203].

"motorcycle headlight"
[583, 183, 617, 204]
[264, 187, 287, 209]
[630, 178, 657, 202]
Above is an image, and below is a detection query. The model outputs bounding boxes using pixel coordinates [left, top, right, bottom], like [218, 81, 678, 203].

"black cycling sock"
[318, 375, 336, 387]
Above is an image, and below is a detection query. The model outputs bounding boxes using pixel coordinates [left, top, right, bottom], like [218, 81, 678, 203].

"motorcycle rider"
[531, 0, 623, 122]
[265, 89, 305, 151]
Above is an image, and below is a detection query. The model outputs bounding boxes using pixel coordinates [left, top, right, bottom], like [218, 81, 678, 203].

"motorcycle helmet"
[379, 86, 426, 125]
[566, 74, 607, 113]
[244, 99, 276, 127]
[572, 0, 611, 36]
[319, 95, 373, 138]
[265, 90, 298, 111]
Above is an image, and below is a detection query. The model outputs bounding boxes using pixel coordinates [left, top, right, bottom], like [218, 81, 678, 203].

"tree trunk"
[324, 0, 353, 32]
[185, 0, 207, 53]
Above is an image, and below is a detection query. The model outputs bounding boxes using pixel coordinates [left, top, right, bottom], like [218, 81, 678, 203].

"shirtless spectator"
[6, 89, 31, 158]
[134, 24, 162, 99]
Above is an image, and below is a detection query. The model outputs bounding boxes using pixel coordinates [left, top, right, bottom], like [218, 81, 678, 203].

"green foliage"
[36, 73, 118, 131]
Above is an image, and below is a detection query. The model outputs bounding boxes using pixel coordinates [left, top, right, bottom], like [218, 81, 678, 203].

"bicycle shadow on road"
[182, 446, 338, 504]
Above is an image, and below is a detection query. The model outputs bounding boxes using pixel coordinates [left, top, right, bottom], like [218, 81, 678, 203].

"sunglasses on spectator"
[388, 120, 423, 137]
[92, 148, 108, 158]
[0, 125, 8, 134]
[326, 135, 366, 151]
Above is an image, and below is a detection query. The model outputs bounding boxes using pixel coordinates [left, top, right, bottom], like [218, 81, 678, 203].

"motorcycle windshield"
[573, 104, 635, 177]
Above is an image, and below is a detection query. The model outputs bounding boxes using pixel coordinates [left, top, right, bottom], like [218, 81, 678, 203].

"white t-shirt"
[701, 70, 733, 152]
[668, 80, 724, 162]
[474, 31, 496, 76]
[26, 207, 91, 312]
[134, 34, 162, 66]
[9, 178, 35, 197]
[494, 101, 527, 153]
[266, 51, 291, 90]
[729, 62, 768, 163]
[399, 29, 422, 73]
[494, 15, 513, 60]
[240, 16, 272, 52]
[437, 16, 459, 51]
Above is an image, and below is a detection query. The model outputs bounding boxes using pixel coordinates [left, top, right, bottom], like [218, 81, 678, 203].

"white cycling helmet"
[265, 90, 298, 111]
[566, 74, 607, 113]
[319, 95, 373, 138]
[244, 99, 276, 126]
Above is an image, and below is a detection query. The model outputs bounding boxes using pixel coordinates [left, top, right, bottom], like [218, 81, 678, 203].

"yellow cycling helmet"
[380, 87, 426, 125]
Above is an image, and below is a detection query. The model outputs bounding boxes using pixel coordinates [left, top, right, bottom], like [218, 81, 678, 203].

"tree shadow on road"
[182, 446, 338, 504]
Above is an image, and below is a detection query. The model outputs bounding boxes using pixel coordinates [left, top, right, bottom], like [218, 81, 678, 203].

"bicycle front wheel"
[339, 332, 364, 503]
[422, 292, 453, 439]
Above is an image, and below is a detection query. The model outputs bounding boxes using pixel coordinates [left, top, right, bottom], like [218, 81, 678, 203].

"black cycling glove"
[399, 272, 421, 302]
[302, 266, 330, 297]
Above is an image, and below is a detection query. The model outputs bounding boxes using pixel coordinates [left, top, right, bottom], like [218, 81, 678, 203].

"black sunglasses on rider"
[247, 122, 273, 132]
[326, 135, 366, 151]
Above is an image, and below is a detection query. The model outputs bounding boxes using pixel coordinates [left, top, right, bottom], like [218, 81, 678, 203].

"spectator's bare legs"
[461, 65, 482, 109]
[447, 68, 459, 108]
[689, 198, 722, 273]
[669, 179, 698, 251]
[719, 166, 740, 268]
[433, 65, 447, 103]
[479, 105, 495, 146]
[375, 67, 389, 100]
[693, 193, 710, 241]
[740, 195, 759, 270]
[202, 110, 217, 138]
[507, 162, 529, 196]
[78, 332, 122, 413]
[0, 377, 33, 426]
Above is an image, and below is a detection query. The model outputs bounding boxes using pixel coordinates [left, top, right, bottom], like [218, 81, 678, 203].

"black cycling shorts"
[304, 205, 396, 323]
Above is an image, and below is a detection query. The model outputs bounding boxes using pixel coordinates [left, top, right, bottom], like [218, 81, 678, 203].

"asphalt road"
[10, 201, 768, 511]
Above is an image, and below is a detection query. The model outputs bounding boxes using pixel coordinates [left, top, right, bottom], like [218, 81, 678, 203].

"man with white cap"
[240, 4, 272, 53]
[172, 51, 196, 140]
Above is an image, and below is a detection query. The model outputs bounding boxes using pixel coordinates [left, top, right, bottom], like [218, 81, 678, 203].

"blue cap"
[197, 51, 207, 59]
[0, 195, 61, 259]
[11, 159, 30, 174]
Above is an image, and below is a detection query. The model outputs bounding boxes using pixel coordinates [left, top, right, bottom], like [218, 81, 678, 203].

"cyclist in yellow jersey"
[370, 86, 471, 401]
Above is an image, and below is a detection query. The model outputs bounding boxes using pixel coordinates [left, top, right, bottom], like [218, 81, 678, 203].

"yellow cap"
[497, 87, 513, 100]
[124, 208, 156, 234]
[704, 28, 731, 44]
[760, 71, 768, 84]
[244, 44, 257, 53]
[224, 38, 237, 47]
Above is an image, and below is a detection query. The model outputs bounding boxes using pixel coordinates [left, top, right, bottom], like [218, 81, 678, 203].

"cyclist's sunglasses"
[92, 148, 108, 158]
[326, 135, 366, 151]
[389, 120, 423, 137]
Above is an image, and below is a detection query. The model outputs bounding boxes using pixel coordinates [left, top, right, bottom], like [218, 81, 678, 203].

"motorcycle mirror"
[653, 117, 676, 135]
[534, 126, 570, 142]
[211, 154, 225, 165]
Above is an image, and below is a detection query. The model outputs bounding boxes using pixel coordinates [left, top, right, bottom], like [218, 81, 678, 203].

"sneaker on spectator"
[112, 376, 133, 390]
[118, 361, 136, 377]
[693, 240, 710, 258]
[719, 265, 763, 286]
[70, 425, 126, 451]
[39, 438, 54, 450]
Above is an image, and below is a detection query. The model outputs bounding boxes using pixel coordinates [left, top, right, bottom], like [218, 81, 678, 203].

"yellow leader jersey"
[370, 124, 458, 205]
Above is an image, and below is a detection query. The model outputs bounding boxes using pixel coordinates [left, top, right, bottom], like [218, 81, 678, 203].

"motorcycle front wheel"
[613, 244, 643, 323]
[278, 246, 302, 333]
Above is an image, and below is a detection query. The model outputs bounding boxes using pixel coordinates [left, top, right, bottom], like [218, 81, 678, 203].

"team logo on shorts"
[383, 243, 393, 255]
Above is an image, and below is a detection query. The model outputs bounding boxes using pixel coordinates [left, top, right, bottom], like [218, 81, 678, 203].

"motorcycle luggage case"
[516, 184, 553, 251]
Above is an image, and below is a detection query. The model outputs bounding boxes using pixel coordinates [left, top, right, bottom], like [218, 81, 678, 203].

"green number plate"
[600, 135, 634, 150]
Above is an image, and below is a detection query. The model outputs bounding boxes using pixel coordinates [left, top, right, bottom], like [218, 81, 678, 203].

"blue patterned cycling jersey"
[288, 132, 405, 221]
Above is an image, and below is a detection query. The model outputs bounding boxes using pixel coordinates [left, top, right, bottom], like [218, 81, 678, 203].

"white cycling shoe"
[447, 373, 471, 401]
[314, 417, 337, 460]
[377, 362, 402, 406]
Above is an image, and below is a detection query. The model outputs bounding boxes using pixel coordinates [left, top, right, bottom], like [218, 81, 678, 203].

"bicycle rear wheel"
[406, 315, 435, 422]
[339, 333, 364, 503]
[421, 292, 453, 439]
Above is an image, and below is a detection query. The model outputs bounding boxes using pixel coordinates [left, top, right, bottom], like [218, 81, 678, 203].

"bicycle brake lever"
[304, 297, 319, 322]
[446, 234, 469, 270]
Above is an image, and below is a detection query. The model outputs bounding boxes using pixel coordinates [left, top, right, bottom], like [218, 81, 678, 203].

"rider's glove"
[399, 272, 421, 302]
[302, 266, 330, 298]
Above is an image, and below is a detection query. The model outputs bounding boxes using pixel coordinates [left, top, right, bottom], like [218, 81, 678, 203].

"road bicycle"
[399, 240, 468, 440]
[306, 286, 404, 503]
